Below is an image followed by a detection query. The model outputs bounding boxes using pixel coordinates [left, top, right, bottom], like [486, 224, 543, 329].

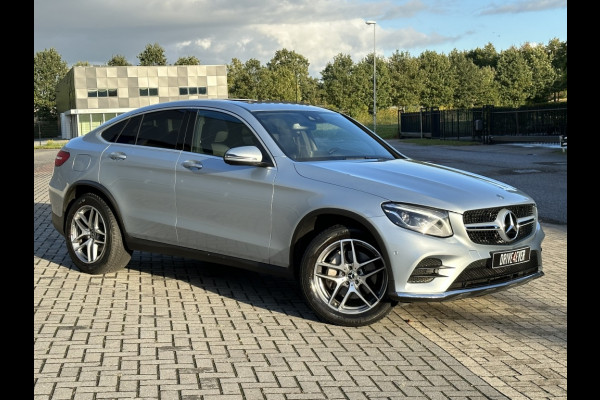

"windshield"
[253, 110, 400, 161]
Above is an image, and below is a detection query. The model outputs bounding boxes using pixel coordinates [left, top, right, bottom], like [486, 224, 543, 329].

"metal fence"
[34, 120, 60, 139]
[398, 104, 567, 143]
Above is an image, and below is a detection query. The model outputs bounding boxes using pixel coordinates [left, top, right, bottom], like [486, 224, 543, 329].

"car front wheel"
[299, 225, 394, 326]
[65, 193, 131, 274]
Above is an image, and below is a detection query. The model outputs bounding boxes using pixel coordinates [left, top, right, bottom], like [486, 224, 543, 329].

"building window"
[140, 88, 159, 96]
[87, 89, 118, 97]
[179, 86, 207, 96]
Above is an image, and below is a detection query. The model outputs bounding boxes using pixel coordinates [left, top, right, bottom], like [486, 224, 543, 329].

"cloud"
[479, 0, 567, 15]
[34, 0, 566, 77]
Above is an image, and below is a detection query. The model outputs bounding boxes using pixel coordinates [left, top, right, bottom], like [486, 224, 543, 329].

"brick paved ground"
[34, 152, 566, 400]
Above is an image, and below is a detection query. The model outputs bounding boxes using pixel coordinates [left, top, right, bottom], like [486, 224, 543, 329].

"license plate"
[491, 247, 530, 269]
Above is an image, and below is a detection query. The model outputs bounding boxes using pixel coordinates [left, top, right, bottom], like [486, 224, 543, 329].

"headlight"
[382, 202, 453, 237]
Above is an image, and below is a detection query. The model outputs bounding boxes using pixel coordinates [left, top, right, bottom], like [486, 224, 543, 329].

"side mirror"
[223, 146, 268, 166]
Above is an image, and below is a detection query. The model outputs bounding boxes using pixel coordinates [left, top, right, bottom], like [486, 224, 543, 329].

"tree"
[449, 50, 498, 108]
[321, 53, 363, 115]
[73, 61, 91, 67]
[356, 54, 392, 115]
[466, 43, 499, 69]
[137, 43, 167, 66]
[34, 48, 69, 120]
[108, 54, 131, 66]
[266, 49, 310, 102]
[496, 47, 532, 107]
[520, 43, 557, 103]
[387, 50, 422, 111]
[546, 38, 567, 101]
[227, 58, 264, 99]
[300, 76, 325, 106]
[175, 56, 201, 65]
[418, 51, 455, 108]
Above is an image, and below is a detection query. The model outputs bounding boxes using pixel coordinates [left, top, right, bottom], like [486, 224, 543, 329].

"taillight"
[55, 150, 70, 166]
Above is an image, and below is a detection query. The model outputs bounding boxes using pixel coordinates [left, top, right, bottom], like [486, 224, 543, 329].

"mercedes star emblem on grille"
[498, 209, 519, 242]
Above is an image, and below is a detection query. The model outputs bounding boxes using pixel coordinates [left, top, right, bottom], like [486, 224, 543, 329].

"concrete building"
[55, 65, 228, 139]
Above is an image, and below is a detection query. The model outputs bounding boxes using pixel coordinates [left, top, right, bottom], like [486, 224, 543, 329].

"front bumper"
[375, 209, 545, 302]
[389, 270, 544, 302]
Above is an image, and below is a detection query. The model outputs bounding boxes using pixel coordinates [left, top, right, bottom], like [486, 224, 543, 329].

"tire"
[65, 193, 132, 274]
[299, 225, 394, 326]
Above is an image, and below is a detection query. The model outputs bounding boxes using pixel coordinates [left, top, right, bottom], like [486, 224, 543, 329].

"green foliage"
[175, 56, 201, 65]
[521, 43, 557, 103]
[357, 53, 393, 111]
[321, 53, 366, 116]
[107, 54, 132, 66]
[228, 61, 263, 100]
[546, 38, 567, 101]
[34, 48, 69, 120]
[34, 139, 68, 149]
[418, 51, 455, 108]
[450, 50, 498, 108]
[137, 43, 167, 66]
[387, 50, 422, 110]
[34, 40, 567, 124]
[73, 61, 90, 67]
[266, 49, 311, 102]
[466, 43, 498, 69]
[496, 47, 532, 107]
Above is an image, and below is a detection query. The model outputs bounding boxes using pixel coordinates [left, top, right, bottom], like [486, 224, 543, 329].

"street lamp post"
[365, 20, 376, 133]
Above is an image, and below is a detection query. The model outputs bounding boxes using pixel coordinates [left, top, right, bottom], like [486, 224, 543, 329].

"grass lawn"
[34, 139, 69, 150]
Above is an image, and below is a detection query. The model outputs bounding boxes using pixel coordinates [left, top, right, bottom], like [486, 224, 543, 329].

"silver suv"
[49, 100, 545, 326]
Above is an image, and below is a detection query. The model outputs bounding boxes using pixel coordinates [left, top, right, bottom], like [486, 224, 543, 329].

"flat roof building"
[55, 65, 228, 139]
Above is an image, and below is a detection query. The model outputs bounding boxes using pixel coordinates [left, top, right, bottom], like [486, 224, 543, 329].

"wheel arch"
[62, 181, 129, 248]
[289, 208, 392, 280]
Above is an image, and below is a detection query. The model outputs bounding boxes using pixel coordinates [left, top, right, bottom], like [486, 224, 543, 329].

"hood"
[294, 159, 533, 213]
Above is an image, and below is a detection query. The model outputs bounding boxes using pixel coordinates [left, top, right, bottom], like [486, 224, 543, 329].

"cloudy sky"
[34, 0, 567, 78]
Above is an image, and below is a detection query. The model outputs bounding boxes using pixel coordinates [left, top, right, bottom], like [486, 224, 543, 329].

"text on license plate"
[492, 247, 530, 269]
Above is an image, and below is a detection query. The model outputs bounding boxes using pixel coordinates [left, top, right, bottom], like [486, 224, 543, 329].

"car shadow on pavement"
[34, 202, 320, 323]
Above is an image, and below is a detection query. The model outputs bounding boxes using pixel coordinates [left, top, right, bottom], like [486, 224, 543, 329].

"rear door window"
[115, 115, 142, 144]
[135, 109, 187, 150]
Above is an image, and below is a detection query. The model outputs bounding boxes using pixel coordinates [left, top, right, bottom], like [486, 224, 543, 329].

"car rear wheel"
[65, 193, 131, 274]
[299, 225, 394, 326]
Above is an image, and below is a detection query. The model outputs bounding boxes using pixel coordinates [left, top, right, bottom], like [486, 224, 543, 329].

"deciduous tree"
[496, 47, 532, 107]
[175, 56, 201, 65]
[418, 51, 454, 108]
[387, 50, 422, 111]
[449, 50, 498, 108]
[34, 48, 68, 120]
[108, 54, 132, 66]
[137, 43, 167, 66]
[521, 43, 556, 103]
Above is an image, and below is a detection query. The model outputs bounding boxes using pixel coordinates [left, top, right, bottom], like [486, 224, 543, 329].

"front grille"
[447, 250, 539, 291]
[467, 224, 534, 245]
[463, 204, 536, 245]
[463, 204, 534, 224]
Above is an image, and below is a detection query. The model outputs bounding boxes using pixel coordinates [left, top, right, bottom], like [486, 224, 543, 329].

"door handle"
[182, 160, 203, 170]
[109, 152, 127, 160]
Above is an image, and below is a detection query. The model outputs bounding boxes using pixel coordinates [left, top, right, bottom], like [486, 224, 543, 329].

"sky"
[33, 0, 567, 78]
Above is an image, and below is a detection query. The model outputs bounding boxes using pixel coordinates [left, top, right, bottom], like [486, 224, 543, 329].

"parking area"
[34, 151, 566, 400]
